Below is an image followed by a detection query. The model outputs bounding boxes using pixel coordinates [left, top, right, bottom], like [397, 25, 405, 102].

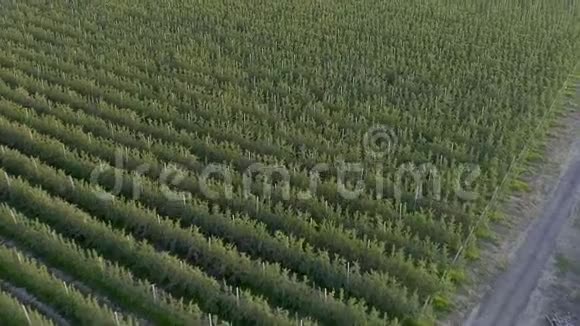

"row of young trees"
[0, 51, 464, 252]
[0, 107, 420, 323]
[0, 97, 440, 309]
[0, 240, 137, 325]
[0, 47, 460, 314]
[0, 288, 56, 326]
[0, 168, 309, 325]
[0, 204, 217, 325]
[0, 0, 578, 324]
[0, 11, 483, 224]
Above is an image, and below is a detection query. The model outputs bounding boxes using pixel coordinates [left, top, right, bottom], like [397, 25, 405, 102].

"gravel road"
[468, 134, 580, 326]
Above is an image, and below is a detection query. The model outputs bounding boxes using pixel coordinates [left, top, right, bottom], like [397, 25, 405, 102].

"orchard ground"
[445, 76, 580, 325]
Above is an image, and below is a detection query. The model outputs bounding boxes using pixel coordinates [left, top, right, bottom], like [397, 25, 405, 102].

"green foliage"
[0, 290, 55, 326]
[509, 179, 531, 193]
[555, 253, 580, 276]
[525, 149, 544, 163]
[431, 294, 453, 312]
[488, 210, 504, 222]
[0, 243, 137, 325]
[447, 268, 467, 284]
[0, 0, 578, 324]
[0, 204, 214, 325]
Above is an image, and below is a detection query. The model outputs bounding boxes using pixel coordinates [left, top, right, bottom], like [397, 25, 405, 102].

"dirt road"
[467, 136, 580, 326]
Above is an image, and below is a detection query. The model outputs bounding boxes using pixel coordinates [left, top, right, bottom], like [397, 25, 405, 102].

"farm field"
[0, 0, 579, 325]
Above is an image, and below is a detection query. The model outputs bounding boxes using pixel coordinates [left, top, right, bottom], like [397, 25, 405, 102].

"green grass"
[555, 253, 580, 276]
